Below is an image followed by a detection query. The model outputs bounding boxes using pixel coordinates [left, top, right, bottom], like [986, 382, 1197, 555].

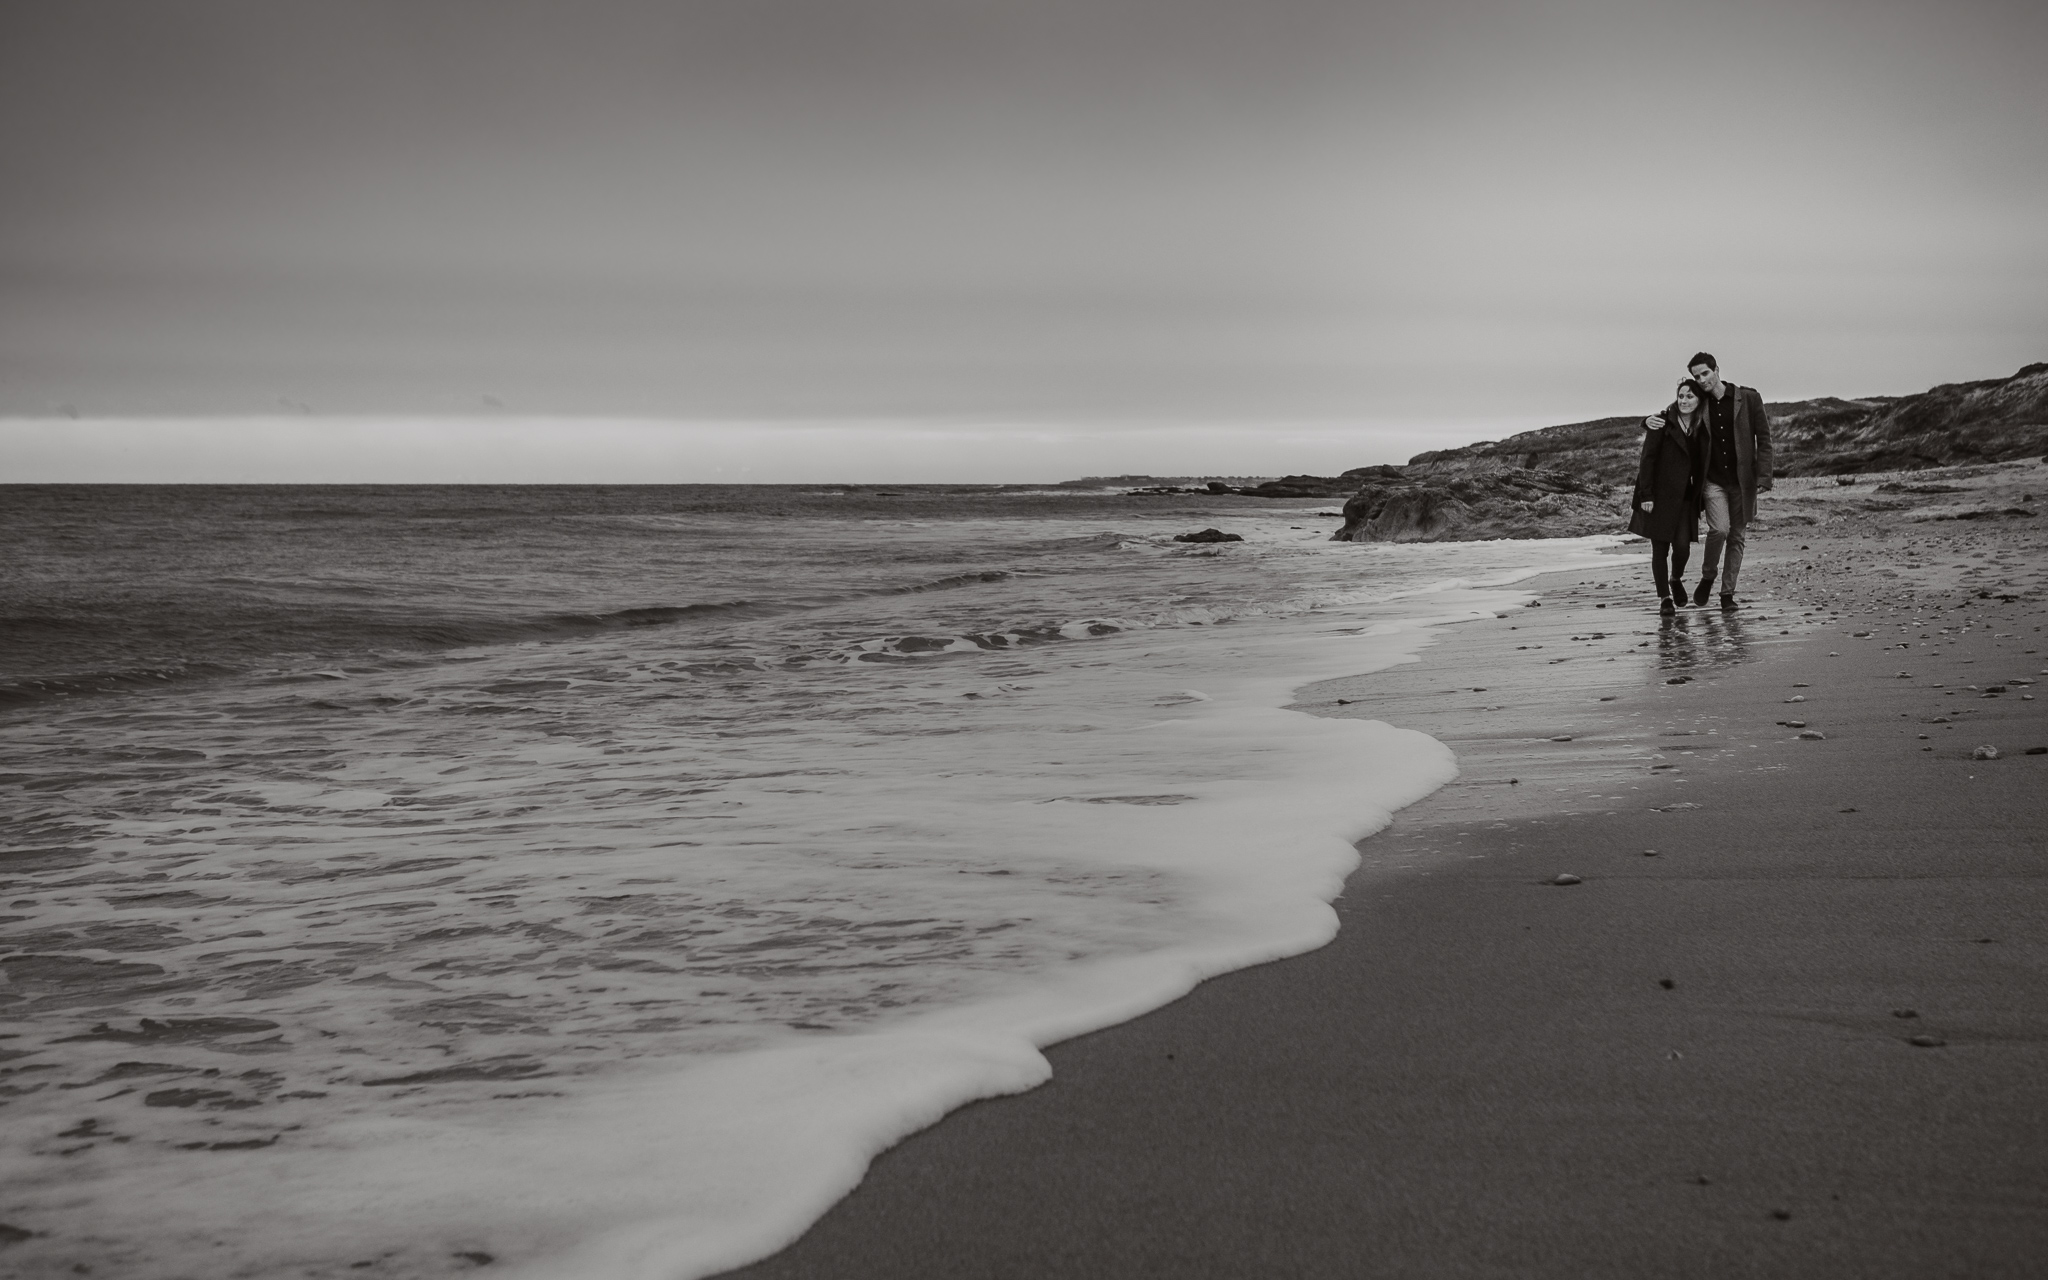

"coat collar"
[1667, 405, 1703, 451]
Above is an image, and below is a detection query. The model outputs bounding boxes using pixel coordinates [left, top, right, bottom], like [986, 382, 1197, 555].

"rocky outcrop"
[1771, 363, 2048, 475]
[1126, 466, 1403, 498]
[1398, 362, 2048, 488]
[1406, 417, 1644, 481]
[1329, 464, 1618, 542]
[1173, 528, 1244, 543]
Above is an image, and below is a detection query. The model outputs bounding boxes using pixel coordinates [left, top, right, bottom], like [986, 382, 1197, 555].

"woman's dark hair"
[1675, 378, 1708, 402]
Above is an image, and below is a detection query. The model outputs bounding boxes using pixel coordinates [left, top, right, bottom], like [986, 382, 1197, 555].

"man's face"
[1689, 364, 1723, 394]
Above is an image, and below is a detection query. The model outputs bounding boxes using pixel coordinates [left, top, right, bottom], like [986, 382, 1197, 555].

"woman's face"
[1676, 385, 1699, 412]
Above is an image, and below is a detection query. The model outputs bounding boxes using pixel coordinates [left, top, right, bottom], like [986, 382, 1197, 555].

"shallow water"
[0, 485, 1622, 1277]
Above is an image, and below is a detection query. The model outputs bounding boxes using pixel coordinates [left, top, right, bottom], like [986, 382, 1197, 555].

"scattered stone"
[1173, 528, 1243, 543]
[455, 1251, 497, 1266]
[1550, 873, 1582, 886]
[1653, 802, 1701, 812]
[1665, 676, 1690, 684]
[1971, 745, 2000, 760]
[2027, 747, 2047, 755]
[1642, 849, 1658, 857]
[1658, 978, 1675, 989]
[1548, 735, 1573, 742]
[1839, 807, 1857, 812]
[1771, 1209, 1793, 1222]
[1892, 1009, 1918, 1019]
[1693, 1175, 1712, 1185]
[1335, 698, 1353, 705]
[1798, 730, 1827, 740]
[1782, 720, 1807, 728]
[1908, 1034, 1946, 1048]
[1785, 695, 1806, 703]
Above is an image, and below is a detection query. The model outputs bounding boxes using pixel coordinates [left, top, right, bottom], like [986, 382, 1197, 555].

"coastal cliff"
[1097, 362, 2046, 543]
[1405, 361, 2048, 487]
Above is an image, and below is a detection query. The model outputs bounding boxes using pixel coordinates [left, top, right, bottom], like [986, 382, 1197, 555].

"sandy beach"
[721, 463, 2048, 1278]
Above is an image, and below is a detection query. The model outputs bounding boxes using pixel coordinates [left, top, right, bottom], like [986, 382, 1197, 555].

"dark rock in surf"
[1174, 529, 1244, 543]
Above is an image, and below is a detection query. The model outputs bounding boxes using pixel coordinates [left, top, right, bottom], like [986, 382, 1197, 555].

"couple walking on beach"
[1629, 352, 1773, 617]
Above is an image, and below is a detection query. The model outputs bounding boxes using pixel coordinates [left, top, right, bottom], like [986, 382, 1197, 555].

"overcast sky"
[3, 0, 2045, 481]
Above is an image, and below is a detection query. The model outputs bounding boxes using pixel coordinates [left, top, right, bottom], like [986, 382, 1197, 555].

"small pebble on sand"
[1550, 873, 1582, 886]
[1658, 978, 1675, 989]
[1909, 1034, 1946, 1048]
[1799, 730, 1827, 740]
[1972, 745, 1999, 759]
[1892, 1009, 1918, 1019]
[1548, 735, 1573, 742]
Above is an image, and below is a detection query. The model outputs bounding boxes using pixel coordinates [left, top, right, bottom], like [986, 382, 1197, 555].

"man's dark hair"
[1687, 351, 1718, 372]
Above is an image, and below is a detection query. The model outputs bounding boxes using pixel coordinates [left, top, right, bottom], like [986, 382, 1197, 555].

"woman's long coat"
[1627, 400, 1705, 542]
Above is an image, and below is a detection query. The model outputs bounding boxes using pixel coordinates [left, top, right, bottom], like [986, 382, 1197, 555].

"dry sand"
[722, 461, 2048, 1279]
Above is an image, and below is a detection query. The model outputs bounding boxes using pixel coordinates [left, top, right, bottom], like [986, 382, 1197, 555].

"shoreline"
[719, 506, 2048, 1278]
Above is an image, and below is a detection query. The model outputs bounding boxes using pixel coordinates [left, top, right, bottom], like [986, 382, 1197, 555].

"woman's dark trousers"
[1651, 538, 1691, 599]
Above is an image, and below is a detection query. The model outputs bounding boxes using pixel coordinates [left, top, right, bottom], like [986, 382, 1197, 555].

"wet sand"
[721, 464, 2048, 1278]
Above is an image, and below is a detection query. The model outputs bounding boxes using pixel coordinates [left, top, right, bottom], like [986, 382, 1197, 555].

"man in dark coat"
[1644, 352, 1772, 609]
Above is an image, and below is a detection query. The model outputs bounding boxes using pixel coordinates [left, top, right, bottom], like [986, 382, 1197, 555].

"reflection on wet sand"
[1656, 608, 1752, 675]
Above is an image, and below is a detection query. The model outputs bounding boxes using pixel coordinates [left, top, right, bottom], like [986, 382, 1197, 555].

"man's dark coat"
[1709, 383, 1773, 525]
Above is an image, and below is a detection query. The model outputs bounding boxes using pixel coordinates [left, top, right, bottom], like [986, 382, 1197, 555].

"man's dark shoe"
[1660, 597, 1677, 617]
[1691, 579, 1714, 607]
[1720, 593, 1738, 610]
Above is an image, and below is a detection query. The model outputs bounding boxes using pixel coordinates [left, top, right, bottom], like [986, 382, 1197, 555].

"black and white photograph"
[3, 2, 2045, 1276]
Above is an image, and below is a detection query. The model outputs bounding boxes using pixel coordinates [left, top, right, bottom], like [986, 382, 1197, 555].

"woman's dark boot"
[1660, 597, 1677, 616]
[1691, 577, 1714, 607]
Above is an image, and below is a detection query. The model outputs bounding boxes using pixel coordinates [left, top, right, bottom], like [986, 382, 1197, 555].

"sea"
[0, 484, 1624, 1278]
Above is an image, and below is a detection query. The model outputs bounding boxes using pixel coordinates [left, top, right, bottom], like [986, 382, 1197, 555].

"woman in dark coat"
[1629, 378, 1708, 615]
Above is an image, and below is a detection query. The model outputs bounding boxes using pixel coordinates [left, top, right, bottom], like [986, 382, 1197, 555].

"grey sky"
[3, 0, 2045, 477]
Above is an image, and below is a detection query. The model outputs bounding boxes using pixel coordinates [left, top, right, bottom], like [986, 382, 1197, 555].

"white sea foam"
[0, 509, 1624, 1278]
